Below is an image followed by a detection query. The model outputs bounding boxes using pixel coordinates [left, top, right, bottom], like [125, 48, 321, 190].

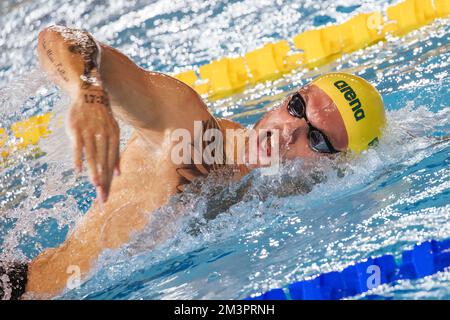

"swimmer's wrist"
[77, 87, 110, 107]
[71, 74, 105, 100]
[79, 67, 103, 89]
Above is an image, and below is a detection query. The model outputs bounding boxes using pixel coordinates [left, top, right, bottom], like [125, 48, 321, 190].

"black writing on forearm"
[83, 91, 109, 106]
[43, 44, 69, 82]
[84, 93, 108, 105]
[44, 26, 102, 89]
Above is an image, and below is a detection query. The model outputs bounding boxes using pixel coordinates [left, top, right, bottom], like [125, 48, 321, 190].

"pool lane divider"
[173, 0, 450, 99]
[1, 0, 449, 162]
[244, 238, 450, 300]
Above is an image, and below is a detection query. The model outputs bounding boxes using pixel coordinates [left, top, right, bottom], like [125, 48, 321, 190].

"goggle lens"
[287, 92, 339, 154]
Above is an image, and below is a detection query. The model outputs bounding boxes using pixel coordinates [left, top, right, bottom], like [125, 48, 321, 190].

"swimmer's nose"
[290, 125, 305, 144]
[283, 116, 308, 135]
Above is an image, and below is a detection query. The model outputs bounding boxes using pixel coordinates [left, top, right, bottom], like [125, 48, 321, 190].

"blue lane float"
[244, 238, 450, 300]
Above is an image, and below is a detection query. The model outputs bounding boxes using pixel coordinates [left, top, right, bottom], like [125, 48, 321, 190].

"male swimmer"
[0, 25, 385, 300]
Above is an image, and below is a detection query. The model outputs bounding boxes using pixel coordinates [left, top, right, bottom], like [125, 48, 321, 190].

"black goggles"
[287, 92, 339, 154]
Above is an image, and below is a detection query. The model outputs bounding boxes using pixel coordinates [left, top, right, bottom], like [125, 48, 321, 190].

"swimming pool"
[0, 0, 449, 300]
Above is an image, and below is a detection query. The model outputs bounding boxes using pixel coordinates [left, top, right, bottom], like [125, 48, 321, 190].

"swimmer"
[0, 25, 386, 300]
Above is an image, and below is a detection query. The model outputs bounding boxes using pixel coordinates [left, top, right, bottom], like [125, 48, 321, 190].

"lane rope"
[1, 0, 449, 162]
[244, 238, 450, 300]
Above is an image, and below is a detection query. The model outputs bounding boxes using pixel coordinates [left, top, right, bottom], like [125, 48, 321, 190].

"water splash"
[0, 0, 448, 300]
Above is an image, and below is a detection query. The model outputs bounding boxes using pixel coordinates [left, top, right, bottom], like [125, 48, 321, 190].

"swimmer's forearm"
[38, 26, 120, 203]
[37, 25, 104, 97]
[37, 26, 215, 134]
[37, 26, 166, 130]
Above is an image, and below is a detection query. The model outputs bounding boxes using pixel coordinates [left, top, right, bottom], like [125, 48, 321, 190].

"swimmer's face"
[253, 84, 348, 160]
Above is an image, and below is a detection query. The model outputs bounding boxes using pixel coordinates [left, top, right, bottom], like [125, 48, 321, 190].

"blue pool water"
[0, 0, 449, 300]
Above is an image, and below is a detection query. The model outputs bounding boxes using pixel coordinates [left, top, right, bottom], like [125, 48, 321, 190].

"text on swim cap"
[333, 80, 365, 121]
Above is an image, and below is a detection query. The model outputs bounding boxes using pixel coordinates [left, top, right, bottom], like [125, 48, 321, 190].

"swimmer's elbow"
[37, 26, 52, 42]
[36, 25, 67, 63]
[37, 25, 96, 54]
[36, 26, 74, 88]
[37, 25, 65, 46]
[37, 25, 103, 94]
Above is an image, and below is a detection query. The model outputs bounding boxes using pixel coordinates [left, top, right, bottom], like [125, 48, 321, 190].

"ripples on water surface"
[0, 0, 449, 299]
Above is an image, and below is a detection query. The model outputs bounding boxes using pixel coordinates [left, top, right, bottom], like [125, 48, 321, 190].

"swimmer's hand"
[68, 88, 120, 203]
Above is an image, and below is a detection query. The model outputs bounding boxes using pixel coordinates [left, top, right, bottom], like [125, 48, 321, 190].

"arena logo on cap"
[334, 80, 365, 121]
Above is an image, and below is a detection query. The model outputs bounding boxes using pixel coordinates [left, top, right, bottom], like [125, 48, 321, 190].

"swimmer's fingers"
[73, 130, 83, 174]
[114, 157, 121, 176]
[108, 132, 120, 177]
[102, 133, 120, 201]
[97, 119, 120, 203]
[114, 128, 121, 176]
[95, 133, 109, 203]
[83, 132, 100, 188]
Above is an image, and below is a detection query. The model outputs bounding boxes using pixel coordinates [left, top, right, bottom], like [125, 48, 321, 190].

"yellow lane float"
[1, 0, 448, 162]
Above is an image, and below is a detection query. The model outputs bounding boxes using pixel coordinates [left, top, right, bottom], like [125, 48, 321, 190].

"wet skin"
[253, 84, 348, 160]
[23, 26, 348, 298]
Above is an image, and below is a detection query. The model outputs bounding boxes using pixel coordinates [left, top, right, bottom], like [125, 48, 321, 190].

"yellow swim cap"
[312, 72, 386, 153]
